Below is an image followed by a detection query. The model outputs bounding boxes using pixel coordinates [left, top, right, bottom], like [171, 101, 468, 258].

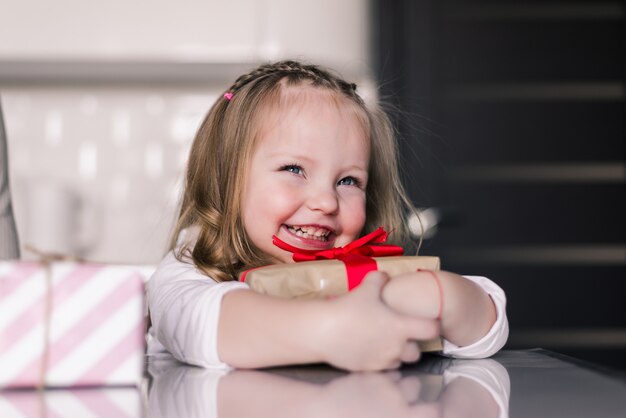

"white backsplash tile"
[1, 86, 218, 264]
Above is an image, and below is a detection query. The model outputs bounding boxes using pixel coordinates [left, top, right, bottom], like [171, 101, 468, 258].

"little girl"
[147, 60, 508, 371]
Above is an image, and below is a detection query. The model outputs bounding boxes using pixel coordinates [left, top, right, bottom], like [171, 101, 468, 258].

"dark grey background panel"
[439, 21, 624, 82]
[431, 184, 625, 245]
[372, 0, 625, 369]
[441, 102, 625, 163]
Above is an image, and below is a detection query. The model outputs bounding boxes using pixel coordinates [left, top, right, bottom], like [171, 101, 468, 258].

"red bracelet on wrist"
[417, 269, 444, 320]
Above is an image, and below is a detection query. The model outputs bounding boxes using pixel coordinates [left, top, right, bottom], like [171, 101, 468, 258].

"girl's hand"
[382, 270, 497, 347]
[317, 271, 439, 371]
[382, 271, 443, 319]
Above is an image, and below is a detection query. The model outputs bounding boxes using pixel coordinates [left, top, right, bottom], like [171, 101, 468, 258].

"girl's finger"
[409, 402, 441, 418]
[403, 316, 440, 341]
[383, 370, 403, 382]
[358, 271, 390, 292]
[397, 375, 422, 404]
[384, 359, 402, 370]
[399, 341, 421, 364]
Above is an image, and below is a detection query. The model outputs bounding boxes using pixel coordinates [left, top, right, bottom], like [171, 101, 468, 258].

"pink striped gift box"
[0, 387, 141, 418]
[0, 262, 146, 388]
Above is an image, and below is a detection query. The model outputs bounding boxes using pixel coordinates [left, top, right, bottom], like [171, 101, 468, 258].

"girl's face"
[241, 88, 370, 264]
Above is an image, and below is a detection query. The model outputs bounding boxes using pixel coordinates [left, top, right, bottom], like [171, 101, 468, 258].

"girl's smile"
[241, 86, 370, 263]
[283, 224, 335, 247]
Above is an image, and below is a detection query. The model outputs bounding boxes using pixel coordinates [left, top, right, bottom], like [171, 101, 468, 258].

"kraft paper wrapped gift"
[0, 261, 146, 389]
[240, 228, 443, 352]
[241, 255, 441, 299]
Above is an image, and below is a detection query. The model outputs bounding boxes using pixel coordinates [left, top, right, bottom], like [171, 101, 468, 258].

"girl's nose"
[307, 186, 339, 215]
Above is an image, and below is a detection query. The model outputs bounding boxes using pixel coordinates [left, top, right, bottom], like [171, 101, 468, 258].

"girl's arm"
[218, 272, 439, 371]
[149, 250, 437, 371]
[381, 271, 497, 347]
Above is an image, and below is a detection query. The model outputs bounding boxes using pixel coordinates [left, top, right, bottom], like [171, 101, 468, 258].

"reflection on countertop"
[145, 350, 626, 418]
[1, 350, 624, 418]
[146, 353, 510, 418]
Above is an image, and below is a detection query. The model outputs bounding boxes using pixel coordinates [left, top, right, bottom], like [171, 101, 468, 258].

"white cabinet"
[261, 0, 371, 76]
[0, 0, 371, 79]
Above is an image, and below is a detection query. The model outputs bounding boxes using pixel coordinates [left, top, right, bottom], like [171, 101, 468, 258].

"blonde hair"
[172, 60, 417, 282]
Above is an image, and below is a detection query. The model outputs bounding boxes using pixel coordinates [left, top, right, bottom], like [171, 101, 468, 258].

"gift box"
[241, 228, 443, 352]
[0, 387, 142, 418]
[241, 255, 441, 299]
[0, 261, 146, 389]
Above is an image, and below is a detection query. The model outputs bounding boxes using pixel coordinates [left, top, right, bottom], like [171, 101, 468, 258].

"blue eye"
[338, 176, 360, 187]
[281, 164, 303, 175]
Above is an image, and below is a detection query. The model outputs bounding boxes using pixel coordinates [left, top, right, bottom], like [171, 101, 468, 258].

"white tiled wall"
[2, 86, 219, 264]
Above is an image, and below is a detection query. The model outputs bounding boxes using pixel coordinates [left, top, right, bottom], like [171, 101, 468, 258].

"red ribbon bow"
[272, 227, 404, 290]
[272, 227, 403, 261]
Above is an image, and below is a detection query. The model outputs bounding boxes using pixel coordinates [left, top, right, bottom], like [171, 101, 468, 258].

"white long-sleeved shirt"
[147, 234, 509, 368]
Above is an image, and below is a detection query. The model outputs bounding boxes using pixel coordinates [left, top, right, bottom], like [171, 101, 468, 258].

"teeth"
[288, 225, 331, 241]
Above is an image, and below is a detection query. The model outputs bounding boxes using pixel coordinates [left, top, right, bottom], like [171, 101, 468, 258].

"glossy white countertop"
[1, 349, 624, 418]
[145, 349, 626, 418]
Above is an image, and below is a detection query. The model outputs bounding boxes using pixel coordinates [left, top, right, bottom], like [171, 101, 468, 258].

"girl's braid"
[227, 60, 358, 98]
